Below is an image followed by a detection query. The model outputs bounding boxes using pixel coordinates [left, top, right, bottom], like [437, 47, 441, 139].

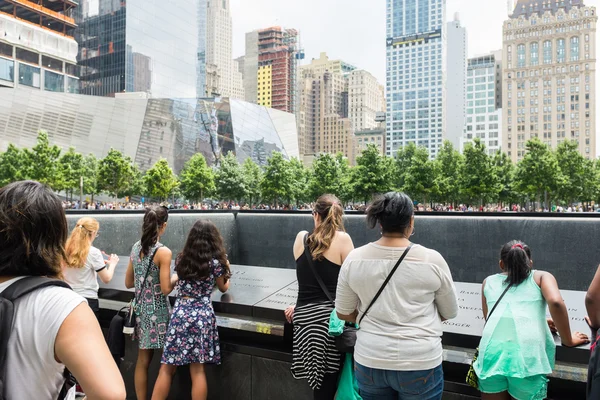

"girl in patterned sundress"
[152, 219, 231, 400]
[125, 205, 178, 400]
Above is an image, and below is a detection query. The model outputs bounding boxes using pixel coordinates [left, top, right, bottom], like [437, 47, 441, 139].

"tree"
[82, 154, 99, 202]
[215, 152, 246, 202]
[460, 138, 500, 206]
[434, 141, 463, 206]
[555, 140, 585, 205]
[403, 146, 439, 205]
[97, 149, 137, 199]
[514, 138, 560, 208]
[493, 150, 516, 206]
[581, 159, 598, 205]
[143, 159, 179, 201]
[24, 130, 61, 189]
[288, 157, 310, 205]
[57, 147, 84, 200]
[309, 153, 348, 199]
[394, 142, 417, 190]
[261, 152, 293, 207]
[242, 157, 262, 207]
[351, 144, 395, 203]
[179, 153, 215, 202]
[0, 144, 27, 187]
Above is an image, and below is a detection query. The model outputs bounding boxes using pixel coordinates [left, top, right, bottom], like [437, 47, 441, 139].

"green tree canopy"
[352, 144, 395, 203]
[215, 152, 246, 202]
[288, 157, 310, 205]
[434, 141, 463, 205]
[82, 154, 99, 202]
[241, 157, 262, 207]
[460, 138, 500, 205]
[143, 158, 178, 201]
[97, 148, 137, 199]
[493, 150, 516, 206]
[179, 153, 215, 202]
[394, 142, 417, 190]
[514, 138, 561, 207]
[403, 145, 439, 204]
[261, 152, 293, 207]
[0, 144, 27, 187]
[309, 153, 349, 200]
[555, 140, 586, 205]
[57, 147, 84, 200]
[24, 131, 61, 189]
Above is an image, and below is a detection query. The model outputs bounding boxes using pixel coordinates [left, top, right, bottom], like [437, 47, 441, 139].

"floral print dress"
[162, 259, 225, 365]
[131, 241, 171, 350]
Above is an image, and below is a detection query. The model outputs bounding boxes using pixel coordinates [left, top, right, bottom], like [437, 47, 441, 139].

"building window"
[530, 42, 539, 66]
[18, 63, 40, 88]
[570, 36, 580, 61]
[0, 42, 12, 58]
[44, 70, 64, 92]
[543, 40, 552, 64]
[517, 44, 526, 67]
[67, 76, 79, 93]
[557, 38, 566, 63]
[0, 57, 14, 82]
[42, 56, 63, 73]
[15, 48, 39, 65]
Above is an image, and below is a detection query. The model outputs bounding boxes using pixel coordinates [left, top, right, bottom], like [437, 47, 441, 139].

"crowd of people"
[3, 180, 600, 400]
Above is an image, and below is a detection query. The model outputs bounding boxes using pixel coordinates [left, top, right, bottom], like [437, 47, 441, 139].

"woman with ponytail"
[64, 217, 119, 318]
[125, 205, 177, 400]
[473, 240, 589, 400]
[285, 194, 354, 400]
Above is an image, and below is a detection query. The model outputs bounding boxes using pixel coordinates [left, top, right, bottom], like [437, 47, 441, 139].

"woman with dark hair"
[151, 220, 231, 400]
[335, 192, 458, 400]
[125, 205, 177, 400]
[0, 181, 125, 400]
[285, 194, 354, 400]
[473, 240, 588, 400]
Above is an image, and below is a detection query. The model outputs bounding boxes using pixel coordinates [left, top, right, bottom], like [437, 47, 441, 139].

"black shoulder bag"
[123, 246, 162, 335]
[466, 282, 512, 389]
[303, 234, 413, 353]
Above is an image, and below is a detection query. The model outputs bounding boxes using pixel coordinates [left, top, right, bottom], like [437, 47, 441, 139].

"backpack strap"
[0, 277, 72, 399]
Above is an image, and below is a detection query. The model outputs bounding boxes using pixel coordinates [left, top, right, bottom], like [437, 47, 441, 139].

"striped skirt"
[291, 301, 342, 390]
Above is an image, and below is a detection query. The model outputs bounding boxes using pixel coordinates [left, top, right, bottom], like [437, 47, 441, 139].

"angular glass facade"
[0, 88, 299, 174]
[75, 0, 201, 98]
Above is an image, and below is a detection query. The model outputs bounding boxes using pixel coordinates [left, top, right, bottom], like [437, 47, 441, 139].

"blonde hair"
[307, 194, 344, 261]
[65, 217, 99, 269]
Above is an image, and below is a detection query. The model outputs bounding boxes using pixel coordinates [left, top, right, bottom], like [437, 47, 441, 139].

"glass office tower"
[75, 0, 201, 98]
[386, 0, 446, 158]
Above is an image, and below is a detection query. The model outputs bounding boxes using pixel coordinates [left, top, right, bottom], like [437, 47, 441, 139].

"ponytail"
[65, 217, 99, 268]
[307, 194, 344, 261]
[500, 240, 532, 286]
[140, 206, 169, 257]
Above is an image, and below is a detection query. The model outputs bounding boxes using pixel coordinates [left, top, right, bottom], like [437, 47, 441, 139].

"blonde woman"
[64, 217, 119, 318]
[285, 194, 354, 400]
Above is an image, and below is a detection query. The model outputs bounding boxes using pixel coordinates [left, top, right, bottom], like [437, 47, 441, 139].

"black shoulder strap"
[303, 234, 335, 303]
[359, 244, 413, 325]
[0, 277, 72, 400]
[485, 282, 512, 323]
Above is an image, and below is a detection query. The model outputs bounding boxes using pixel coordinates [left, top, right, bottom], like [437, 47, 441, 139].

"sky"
[231, 0, 599, 84]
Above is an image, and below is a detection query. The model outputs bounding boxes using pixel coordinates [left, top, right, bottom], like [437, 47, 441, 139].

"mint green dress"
[473, 271, 555, 379]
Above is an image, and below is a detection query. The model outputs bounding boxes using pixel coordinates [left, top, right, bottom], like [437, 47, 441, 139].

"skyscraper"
[386, 0, 446, 158]
[503, 0, 597, 161]
[461, 51, 503, 155]
[446, 14, 467, 150]
[348, 70, 386, 132]
[75, 0, 200, 98]
[0, 0, 79, 93]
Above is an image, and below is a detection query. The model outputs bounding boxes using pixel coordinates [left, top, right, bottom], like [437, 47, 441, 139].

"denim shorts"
[479, 374, 548, 400]
[354, 362, 444, 400]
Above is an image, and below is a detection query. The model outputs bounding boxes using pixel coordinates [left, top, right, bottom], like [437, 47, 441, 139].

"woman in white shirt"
[64, 217, 119, 318]
[335, 192, 458, 400]
[0, 180, 125, 400]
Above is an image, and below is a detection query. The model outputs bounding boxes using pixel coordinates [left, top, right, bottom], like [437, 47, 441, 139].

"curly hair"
[176, 219, 229, 281]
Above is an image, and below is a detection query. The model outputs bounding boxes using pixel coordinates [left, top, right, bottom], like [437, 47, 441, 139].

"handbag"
[123, 246, 161, 335]
[303, 234, 412, 353]
[466, 282, 513, 389]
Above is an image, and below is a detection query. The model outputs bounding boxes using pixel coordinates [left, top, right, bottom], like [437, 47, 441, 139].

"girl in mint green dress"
[473, 240, 589, 400]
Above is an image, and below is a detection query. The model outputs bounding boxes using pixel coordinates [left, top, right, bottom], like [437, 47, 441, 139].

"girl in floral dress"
[151, 219, 231, 400]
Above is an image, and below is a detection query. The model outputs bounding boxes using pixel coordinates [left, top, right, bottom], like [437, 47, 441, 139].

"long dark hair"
[307, 194, 344, 261]
[0, 181, 68, 277]
[176, 219, 229, 280]
[140, 206, 169, 257]
[367, 192, 414, 235]
[500, 240, 532, 286]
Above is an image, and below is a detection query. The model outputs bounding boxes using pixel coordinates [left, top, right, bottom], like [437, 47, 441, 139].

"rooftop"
[511, 0, 585, 19]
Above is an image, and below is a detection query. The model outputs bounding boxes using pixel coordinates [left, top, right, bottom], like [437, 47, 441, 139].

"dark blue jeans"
[354, 362, 444, 400]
